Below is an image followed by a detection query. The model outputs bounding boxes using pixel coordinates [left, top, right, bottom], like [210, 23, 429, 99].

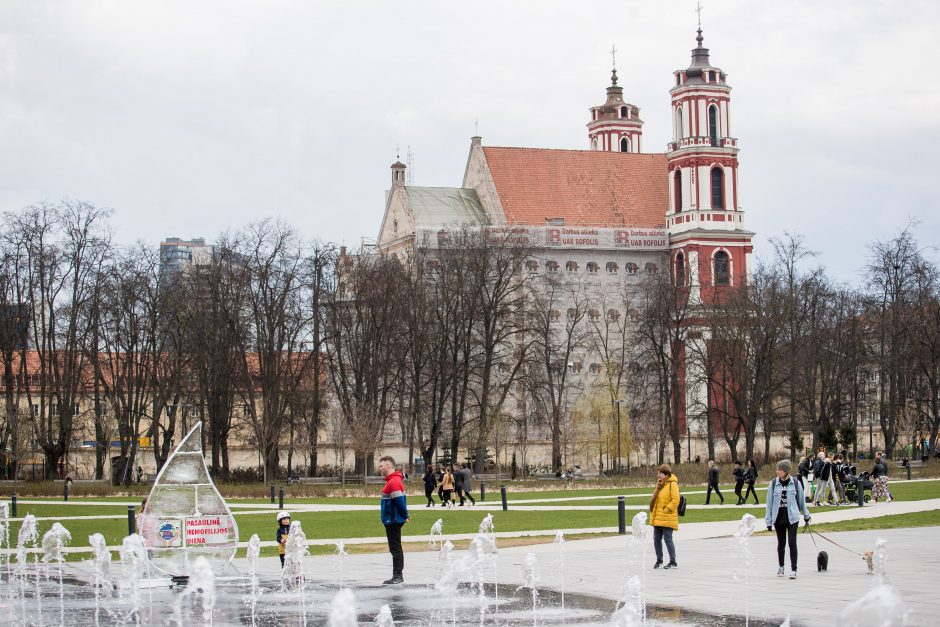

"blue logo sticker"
[159, 522, 177, 542]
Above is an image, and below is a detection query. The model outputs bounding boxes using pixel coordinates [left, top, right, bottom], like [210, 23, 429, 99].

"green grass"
[806, 510, 940, 533]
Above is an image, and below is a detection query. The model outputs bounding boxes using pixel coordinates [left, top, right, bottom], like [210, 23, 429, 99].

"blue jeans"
[653, 526, 676, 563]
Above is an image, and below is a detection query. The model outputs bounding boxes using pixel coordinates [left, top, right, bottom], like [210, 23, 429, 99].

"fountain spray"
[335, 541, 349, 587]
[554, 530, 566, 615]
[732, 514, 757, 627]
[15, 514, 39, 623]
[246, 533, 262, 624]
[89, 533, 112, 627]
[516, 552, 539, 626]
[328, 588, 357, 627]
[42, 522, 72, 625]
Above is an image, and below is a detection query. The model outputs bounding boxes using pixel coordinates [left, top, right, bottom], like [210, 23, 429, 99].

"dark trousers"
[279, 554, 285, 568]
[706, 483, 724, 504]
[744, 482, 759, 504]
[734, 480, 744, 502]
[458, 487, 476, 506]
[384, 522, 404, 577]
[774, 509, 798, 570]
[653, 525, 676, 563]
[424, 488, 435, 506]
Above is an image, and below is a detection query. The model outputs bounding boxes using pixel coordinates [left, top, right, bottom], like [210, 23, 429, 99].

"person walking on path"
[435, 465, 445, 503]
[797, 456, 811, 495]
[833, 453, 848, 505]
[276, 511, 291, 568]
[743, 459, 760, 504]
[438, 466, 456, 508]
[452, 463, 466, 506]
[379, 455, 410, 584]
[811, 452, 824, 500]
[765, 459, 811, 579]
[813, 452, 835, 506]
[422, 465, 437, 507]
[649, 464, 680, 569]
[705, 460, 724, 505]
[871, 452, 893, 503]
[459, 463, 476, 506]
[733, 461, 745, 505]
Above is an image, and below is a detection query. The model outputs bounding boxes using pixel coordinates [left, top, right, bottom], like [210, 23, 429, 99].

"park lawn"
[805, 510, 940, 533]
[4, 504, 130, 518]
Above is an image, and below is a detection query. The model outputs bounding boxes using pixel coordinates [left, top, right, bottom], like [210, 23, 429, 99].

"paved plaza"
[236, 499, 939, 626]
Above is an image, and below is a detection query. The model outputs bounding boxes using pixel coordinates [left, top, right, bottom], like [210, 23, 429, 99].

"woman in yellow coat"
[649, 464, 680, 569]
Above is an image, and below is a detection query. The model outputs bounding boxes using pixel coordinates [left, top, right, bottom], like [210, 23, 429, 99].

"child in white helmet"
[276, 511, 291, 567]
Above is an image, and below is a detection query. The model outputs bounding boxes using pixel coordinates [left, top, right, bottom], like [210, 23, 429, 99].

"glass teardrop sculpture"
[138, 422, 239, 576]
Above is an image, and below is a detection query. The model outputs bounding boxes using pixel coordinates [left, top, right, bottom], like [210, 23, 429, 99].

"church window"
[591, 137, 598, 150]
[546, 260, 559, 273]
[645, 262, 659, 274]
[620, 137, 629, 152]
[566, 260, 578, 272]
[607, 308, 621, 321]
[714, 251, 731, 286]
[606, 261, 619, 274]
[708, 71, 717, 82]
[625, 262, 639, 274]
[673, 169, 682, 212]
[675, 252, 686, 285]
[587, 261, 599, 274]
[392, 218, 398, 232]
[711, 167, 725, 209]
[708, 105, 719, 146]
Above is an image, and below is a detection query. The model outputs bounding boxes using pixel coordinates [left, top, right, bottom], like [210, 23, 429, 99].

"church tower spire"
[587, 45, 643, 153]
[665, 25, 753, 304]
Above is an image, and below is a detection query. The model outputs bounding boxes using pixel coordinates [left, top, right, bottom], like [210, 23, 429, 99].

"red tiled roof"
[482, 147, 668, 228]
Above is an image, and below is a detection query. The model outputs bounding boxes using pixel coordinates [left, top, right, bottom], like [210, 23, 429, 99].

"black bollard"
[270, 484, 275, 504]
[907, 464, 912, 481]
[11, 493, 16, 517]
[480, 481, 485, 502]
[279, 487, 285, 510]
[64, 481, 69, 502]
[856, 476, 865, 507]
[500, 485, 508, 511]
[128, 505, 136, 535]
[618, 496, 626, 534]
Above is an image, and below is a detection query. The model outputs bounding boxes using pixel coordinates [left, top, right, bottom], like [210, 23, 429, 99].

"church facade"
[375, 28, 754, 467]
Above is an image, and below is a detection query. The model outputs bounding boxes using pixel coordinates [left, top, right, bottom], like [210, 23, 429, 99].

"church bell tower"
[587, 47, 643, 153]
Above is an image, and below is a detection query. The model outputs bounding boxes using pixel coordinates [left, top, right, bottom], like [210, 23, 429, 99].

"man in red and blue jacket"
[378, 455, 410, 584]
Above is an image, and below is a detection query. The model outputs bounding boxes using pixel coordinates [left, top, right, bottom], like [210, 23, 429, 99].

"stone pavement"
[236, 501, 940, 626]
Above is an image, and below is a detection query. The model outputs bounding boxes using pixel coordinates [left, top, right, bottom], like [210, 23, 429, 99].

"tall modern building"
[159, 237, 217, 278]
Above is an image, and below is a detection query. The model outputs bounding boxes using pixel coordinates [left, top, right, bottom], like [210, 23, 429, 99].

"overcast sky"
[0, 1, 936, 283]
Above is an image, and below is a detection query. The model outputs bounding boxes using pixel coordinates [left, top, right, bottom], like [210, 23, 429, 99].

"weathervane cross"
[610, 44, 618, 70]
[696, 0, 703, 30]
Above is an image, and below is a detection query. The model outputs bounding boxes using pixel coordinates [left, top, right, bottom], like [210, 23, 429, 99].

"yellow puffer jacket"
[649, 474, 680, 530]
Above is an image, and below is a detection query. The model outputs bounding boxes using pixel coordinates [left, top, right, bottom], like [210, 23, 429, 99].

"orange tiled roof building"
[375, 28, 754, 463]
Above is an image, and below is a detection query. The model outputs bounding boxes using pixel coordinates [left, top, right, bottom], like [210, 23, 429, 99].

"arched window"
[620, 137, 629, 152]
[620, 106, 628, 118]
[675, 252, 686, 286]
[674, 169, 683, 213]
[591, 137, 598, 150]
[711, 167, 725, 210]
[708, 105, 719, 146]
[714, 251, 731, 286]
[676, 108, 683, 139]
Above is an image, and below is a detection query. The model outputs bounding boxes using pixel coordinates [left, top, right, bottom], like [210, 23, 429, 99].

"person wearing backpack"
[649, 464, 680, 569]
[732, 461, 745, 505]
[765, 459, 811, 579]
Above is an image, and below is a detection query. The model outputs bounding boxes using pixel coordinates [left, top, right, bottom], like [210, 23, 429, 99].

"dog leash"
[803, 525, 863, 557]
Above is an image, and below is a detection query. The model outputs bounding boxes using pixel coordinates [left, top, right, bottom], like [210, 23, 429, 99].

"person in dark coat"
[705, 460, 724, 505]
[458, 463, 476, 506]
[422, 465, 437, 507]
[435, 465, 444, 503]
[733, 461, 745, 505]
[743, 459, 759, 504]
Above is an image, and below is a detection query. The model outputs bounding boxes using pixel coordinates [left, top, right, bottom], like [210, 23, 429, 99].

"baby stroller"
[842, 466, 873, 503]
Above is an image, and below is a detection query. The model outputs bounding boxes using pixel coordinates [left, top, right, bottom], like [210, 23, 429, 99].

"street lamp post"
[687, 426, 691, 463]
[613, 400, 624, 474]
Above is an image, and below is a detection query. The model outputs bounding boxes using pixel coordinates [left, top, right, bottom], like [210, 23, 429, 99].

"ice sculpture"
[138, 422, 239, 576]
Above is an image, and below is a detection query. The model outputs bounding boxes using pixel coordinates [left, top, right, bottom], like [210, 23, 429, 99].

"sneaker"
[653, 561, 663, 569]
[789, 571, 797, 580]
[664, 562, 678, 569]
[777, 567, 785, 577]
[886, 497, 893, 503]
[383, 575, 404, 585]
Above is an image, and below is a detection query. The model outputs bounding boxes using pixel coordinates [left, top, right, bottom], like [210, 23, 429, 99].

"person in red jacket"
[379, 455, 410, 584]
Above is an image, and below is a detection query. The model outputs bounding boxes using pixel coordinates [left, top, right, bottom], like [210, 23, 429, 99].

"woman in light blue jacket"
[764, 459, 811, 579]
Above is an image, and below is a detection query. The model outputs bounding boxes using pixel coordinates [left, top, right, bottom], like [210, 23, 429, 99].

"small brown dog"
[863, 550, 874, 574]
